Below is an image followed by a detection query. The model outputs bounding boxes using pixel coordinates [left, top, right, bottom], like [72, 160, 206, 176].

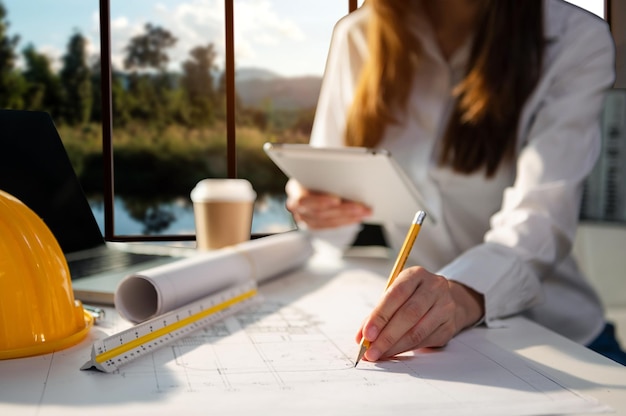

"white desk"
[1, 245, 625, 416]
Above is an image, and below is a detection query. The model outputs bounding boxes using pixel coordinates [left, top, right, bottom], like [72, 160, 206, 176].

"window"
[98, 0, 359, 242]
[0, 0, 357, 242]
[3, 0, 611, 242]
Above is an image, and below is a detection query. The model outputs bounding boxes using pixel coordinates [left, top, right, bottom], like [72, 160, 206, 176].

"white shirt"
[308, 0, 616, 344]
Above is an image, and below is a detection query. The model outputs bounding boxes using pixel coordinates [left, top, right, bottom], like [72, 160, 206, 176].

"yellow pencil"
[354, 210, 426, 367]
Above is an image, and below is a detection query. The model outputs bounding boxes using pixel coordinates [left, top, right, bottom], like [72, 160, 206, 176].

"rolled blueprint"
[115, 231, 313, 323]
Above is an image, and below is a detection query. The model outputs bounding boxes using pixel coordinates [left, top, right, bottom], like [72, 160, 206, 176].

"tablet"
[263, 143, 435, 225]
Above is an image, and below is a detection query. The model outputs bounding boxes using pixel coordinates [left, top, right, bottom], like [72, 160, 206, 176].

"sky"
[2, 0, 604, 78]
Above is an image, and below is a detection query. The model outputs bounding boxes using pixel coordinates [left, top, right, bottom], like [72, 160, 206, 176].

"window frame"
[98, 0, 358, 242]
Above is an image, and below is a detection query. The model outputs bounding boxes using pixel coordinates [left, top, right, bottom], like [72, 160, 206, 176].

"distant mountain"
[235, 67, 322, 110]
[113, 67, 322, 111]
[235, 67, 281, 82]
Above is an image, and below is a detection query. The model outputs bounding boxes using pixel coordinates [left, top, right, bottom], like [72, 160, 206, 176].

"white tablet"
[263, 143, 435, 225]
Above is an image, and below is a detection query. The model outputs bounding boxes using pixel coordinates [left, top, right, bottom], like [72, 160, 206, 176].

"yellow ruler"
[81, 280, 259, 373]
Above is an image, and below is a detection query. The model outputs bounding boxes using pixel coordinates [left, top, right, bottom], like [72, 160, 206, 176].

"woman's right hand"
[285, 179, 372, 229]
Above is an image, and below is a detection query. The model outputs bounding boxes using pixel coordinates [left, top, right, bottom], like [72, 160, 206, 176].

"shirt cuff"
[437, 242, 544, 327]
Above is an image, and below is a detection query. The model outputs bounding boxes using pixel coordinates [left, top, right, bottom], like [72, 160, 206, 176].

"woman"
[286, 0, 626, 364]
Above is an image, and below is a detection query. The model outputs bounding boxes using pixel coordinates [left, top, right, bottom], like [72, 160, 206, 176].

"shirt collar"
[411, 12, 472, 72]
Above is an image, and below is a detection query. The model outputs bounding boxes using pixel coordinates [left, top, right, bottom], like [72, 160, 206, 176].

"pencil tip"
[354, 344, 367, 367]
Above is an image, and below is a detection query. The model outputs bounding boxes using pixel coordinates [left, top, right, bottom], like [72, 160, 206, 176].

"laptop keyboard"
[67, 249, 168, 279]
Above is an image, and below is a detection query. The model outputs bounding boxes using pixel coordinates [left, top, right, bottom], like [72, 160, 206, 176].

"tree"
[123, 24, 177, 124]
[60, 31, 92, 125]
[123, 23, 177, 73]
[22, 44, 63, 117]
[0, 2, 25, 108]
[180, 44, 218, 126]
[126, 74, 162, 120]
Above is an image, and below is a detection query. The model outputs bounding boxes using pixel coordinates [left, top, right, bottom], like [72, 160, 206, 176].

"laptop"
[0, 109, 195, 305]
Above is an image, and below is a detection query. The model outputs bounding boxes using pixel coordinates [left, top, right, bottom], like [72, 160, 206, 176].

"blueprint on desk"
[0, 256, 612, 416]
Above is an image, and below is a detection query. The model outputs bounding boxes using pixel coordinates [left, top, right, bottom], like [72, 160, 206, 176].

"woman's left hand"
[356, 266, 484, 361]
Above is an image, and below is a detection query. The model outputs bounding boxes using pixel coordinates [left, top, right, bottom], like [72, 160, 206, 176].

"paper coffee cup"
[190, 179, 256, 250]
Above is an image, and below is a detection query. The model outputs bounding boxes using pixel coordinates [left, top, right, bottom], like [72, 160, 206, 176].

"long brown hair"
[344, 0, 545, 177]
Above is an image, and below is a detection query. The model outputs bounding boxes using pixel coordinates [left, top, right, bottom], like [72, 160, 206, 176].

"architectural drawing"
[0, 265, 609, 416]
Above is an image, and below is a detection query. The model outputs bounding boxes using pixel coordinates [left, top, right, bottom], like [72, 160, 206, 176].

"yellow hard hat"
[0, 189, 93, 359]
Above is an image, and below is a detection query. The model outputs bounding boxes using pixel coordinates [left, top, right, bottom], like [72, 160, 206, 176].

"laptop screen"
[0, 109, 105, 253]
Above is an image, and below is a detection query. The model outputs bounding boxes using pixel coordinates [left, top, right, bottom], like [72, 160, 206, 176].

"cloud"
[164, 0, 306, 70]
[231, 0, 306, 68]
[81, 0, 319, 76]
[95, 0, 306, 73]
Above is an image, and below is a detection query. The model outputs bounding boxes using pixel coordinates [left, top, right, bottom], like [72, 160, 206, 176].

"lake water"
[89, 193, 296, 237]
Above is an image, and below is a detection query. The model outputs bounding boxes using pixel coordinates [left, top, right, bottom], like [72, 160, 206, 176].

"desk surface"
[1, 245, 625, 416]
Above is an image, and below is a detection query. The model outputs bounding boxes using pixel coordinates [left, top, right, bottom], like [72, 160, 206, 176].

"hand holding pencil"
[353, 210, 483, 367]
[355, 211, 425, 366]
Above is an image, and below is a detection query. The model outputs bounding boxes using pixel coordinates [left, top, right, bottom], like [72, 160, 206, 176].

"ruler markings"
[82, 281, 258, 372]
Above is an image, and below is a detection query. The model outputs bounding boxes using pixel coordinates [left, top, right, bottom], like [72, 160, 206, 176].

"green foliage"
[60, 32, 92, 124]
[0, 1, 24, 108]
[22, 44, 64, 117]
[124, 23, 177, 72]
[0, 5, 316, 134]
[58, 122, 290, 198]
[181, 44, 218, 127]
[0, 5, 316, 203]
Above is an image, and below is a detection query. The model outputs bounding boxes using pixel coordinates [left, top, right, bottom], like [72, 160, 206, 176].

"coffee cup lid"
[190, 179, 256, 202]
